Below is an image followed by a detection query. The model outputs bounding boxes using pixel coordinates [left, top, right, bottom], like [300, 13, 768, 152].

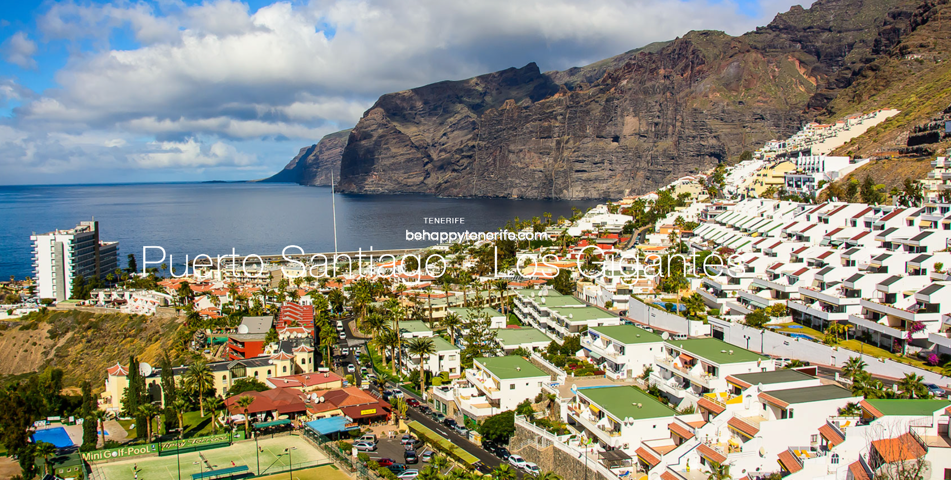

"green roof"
[864, 399, 951, 417]
[523, 292, 585, 308]
[475, 356, 548, 380]
[494, 328, 552, 346]
[590, 325, 663, 345]
[730, 369, 816, 386]
[395, 320, 433, 335]
[580, 386, 677, 421]
[429, 336, 459, 352]
[448, 307, 505, 319]
[667, 338, 767, 364]
[550, 306, 614, 322]
[764, 385, 855, 404]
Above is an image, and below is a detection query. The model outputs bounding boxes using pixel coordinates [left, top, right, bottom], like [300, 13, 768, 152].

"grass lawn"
[773, 322, 945, 375]
[177, 411, 218, 438]
[254, 465, 349, 480]
[506, 313, 521, 326]
[117, 418, 139, 440]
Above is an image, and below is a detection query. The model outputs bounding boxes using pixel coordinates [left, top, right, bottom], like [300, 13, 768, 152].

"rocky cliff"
[263, 129, 350, 186]
[335, 0, 919, 199]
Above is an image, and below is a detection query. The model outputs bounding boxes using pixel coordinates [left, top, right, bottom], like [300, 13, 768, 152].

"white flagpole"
[331, 170, 339, 264]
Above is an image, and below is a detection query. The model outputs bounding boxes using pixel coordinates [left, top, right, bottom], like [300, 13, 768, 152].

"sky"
[0, 0, 811, 185]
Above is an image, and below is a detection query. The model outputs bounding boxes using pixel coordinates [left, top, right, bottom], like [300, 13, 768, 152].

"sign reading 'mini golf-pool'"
[81, 433, 232, 461]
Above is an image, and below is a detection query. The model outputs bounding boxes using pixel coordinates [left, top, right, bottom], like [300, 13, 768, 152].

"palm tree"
[407, 337, 436, 394]
[706, 461, 731, 480]
[379, 328, 400, 374]
[851, 371, 887, 399]
[365, 312, 387, 344]
[536, 472, 563, 480]
[92, 409, 111, 447]
[441, 312, 462, 346]
[172, 398, 189, 438]
[392, 396, 408, 425]
[182, 360, 214, 416]
[137, 404, 161, 441]
[493, 463, 516, 480]
[897, 373, 928, 399]
[206, 396, 224, 434]
[494, 279, 508, 315]
[236, 395, 256, 438]
[841, 357, 867, 383]
[35, 442, 57, 475]
[320, 329, 337, 368]
[826, 321, 849, 342]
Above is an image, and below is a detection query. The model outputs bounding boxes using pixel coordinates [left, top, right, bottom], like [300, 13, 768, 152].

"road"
[337, 315, 368, 386]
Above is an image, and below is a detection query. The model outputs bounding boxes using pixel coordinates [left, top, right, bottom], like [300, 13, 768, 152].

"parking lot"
[364, 436, 431, 469]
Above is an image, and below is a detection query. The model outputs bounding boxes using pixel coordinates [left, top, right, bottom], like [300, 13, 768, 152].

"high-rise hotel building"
[31, 220, 119, 301]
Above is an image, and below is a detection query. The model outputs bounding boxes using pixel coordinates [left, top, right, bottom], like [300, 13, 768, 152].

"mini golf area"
[92, 435, 329, 480]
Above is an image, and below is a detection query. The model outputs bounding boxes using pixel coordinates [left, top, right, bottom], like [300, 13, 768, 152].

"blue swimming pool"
[788, 333, 815, 341]
[32, 426, 74, 448]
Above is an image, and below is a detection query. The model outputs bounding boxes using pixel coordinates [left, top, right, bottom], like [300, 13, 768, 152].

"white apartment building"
[565, 385, 678, 454]
[402, 336, 461, 379]
[31, 220, 119, 301]
[432, 355, 549, 419]
[580, 324, 664, 380]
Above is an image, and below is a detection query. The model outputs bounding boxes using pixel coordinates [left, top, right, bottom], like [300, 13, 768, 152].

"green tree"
[137, 403, 161, 442]
[160, 353, 179, 431]
[516, 399, 534, 417]
[706, 461, 731, 480]
[479, 410, 515, 444]
[493, 463, 517, 480]
[441, 312, 462, 345]
[182, 360, 213, 416]
[897, 373, 928, 399]
[264, 327, 279, 345]
[841, 357, 867, 383]
[80, 381, 97, 450]
[206, 396, 224, 435]
[551, 269, 575, 295]
[127, 253, 138, 274]
[744, 309, 769, 329]
[236, 395, 256, 438]
[227, 377, 269, 396]
[35, 442, 57, 476]
[860, 175, 884, 205]
[407, 337, 436, 394]
[172, 398, 189, 439]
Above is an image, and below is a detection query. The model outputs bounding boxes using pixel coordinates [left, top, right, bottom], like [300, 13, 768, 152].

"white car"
[397, 470, 419, 479]
[353, 441, 377, 451]
[347, 364, 356, 373]
[523, 462, 540, 475]
[508, 455, 526, 469]
[338, 331, 347, 339]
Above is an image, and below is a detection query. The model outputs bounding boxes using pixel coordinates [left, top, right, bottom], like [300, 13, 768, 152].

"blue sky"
[0, 0, 807, 185]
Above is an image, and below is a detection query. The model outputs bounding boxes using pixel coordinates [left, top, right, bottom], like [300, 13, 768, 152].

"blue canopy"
[306, 416, 353, 435]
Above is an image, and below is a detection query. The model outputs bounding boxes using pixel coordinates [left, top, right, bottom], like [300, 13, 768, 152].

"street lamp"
[743, 334, 751, 351]
[284, 447, 297, 480]
[255, 432, 260, 475]
[176, 440, 181, 480]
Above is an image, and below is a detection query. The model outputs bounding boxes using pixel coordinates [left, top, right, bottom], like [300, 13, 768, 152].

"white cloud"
[7, 0, 808, 183]
[132, 138, 256, 168]
[2, 32, 38, 69]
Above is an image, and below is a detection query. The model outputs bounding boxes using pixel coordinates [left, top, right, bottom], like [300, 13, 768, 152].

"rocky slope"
[334, 0, 920, 199]
[263, 129, 351, 186]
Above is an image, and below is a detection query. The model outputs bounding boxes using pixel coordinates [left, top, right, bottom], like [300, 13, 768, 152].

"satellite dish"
[661, 332, 670, 341]
[139, 363, 153, 376]
[319, 396, 325, 403]
[237, 324, 249, 334]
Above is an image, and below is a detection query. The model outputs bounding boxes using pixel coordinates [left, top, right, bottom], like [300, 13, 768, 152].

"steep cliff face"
[336, 0, 917, 199]
[263, 129, 350, 186]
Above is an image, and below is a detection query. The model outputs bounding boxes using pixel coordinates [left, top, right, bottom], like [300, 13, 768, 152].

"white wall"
[710, 318, 951, 386]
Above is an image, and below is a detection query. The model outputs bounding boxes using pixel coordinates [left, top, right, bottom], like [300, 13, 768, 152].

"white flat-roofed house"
[581, 325, 664, 380]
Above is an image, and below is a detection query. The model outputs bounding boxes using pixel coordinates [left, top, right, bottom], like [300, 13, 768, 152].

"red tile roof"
[758, 392, 790, 409]
[635, 447, 660, 467]
[777, 450, 803, 473]
[879, 208, 906, 222]
[107, 363, 129, 376]
[225, 388, 308, 416]
[852, 207, 873, 219]
[697, 444, 727, 464]
[660, 472, 678, 480]
[819, 424, 845, 447]
[851, 231, 870, 241]
[872, 433, 927, 463]
[668, 422, 694, 440]
[698, 397, 725, 415]
[726, 375, 752, 389]
[849, 461, 871, 480]
[791, 267, 809, 277]
[728, 416, 760, 437]
[859, 400, 884, 418]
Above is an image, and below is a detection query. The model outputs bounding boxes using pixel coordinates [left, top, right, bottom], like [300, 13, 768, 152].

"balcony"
[464, 369, 502, 400]
[581, 338, 622, 363]
[566, 405, 622, 447]
[787, 299, 848, 322]
[654, 356, 712, 388]
[860, 299, 943, 323]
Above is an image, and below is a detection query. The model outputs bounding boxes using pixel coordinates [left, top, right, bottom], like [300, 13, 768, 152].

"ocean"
[0, 182, 598, 279]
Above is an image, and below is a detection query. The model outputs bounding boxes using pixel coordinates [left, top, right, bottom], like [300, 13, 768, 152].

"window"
[510, 384, 515, 390]
[283, 366, 287, 373]
[254, 371, 259, 377]
[222, 375, 227, 381]
[267, 369, 272, 377]
[831, 454, 839, 465]
[810, 434, 818, 443]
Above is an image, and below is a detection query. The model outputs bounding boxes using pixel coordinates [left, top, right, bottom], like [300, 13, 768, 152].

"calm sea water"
[0, 182, 598, 279]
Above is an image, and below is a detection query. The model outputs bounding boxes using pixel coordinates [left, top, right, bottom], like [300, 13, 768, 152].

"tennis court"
[93, 435, 329, 480]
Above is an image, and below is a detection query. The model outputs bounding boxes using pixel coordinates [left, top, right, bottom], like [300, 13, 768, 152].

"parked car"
[523, 462, 541, 475]
[338, 331, 347, 339]
[400, 434, 418, 445]
[403, 450, 419, 464]
[347, 364, 356, 373]
[397, 470, 419, 479]
[443, 418, 458, 429]
[390, 389, 405, 398]
[925, 383, 946, 397]
[421, 451, 434, 463]
[495, 447, 511, 461]
[508, 455, 527, 469]
[406, 398, 421, 407]
[359, 434, 378, 444]
[432, 412, 446, 423]
[385, 464, 407, 474]
[353, 441, 377, 452]
[360, 367, 368, 376]
[340, 347, 349, 355]
[451, 424, 468, 436]
[417, 406, 431, 415]
[376, 458, 395, 467]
